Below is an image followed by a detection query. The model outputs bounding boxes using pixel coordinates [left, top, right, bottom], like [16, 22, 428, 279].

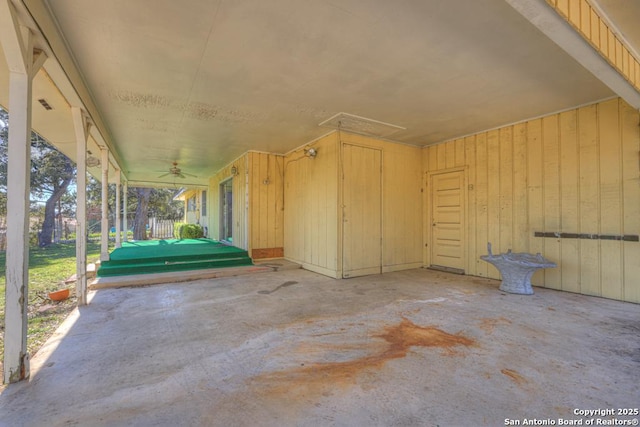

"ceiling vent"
[38, 98, 53, 110]
[319, 112, 405, 138]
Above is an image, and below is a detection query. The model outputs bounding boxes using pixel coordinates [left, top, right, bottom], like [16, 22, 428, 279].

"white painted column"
[123, 180, 128, 242]
[0, 0, 47, 384]
[72, 107, 89, 306]
[115, 170, 121, 248]
[100, 147, 109, 261]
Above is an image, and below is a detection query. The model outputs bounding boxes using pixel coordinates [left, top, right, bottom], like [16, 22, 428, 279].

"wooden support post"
[123, 181, 128, 242]
[0, 0, 46, 384]
[72, 107, 89, 306]
[100, 147, 109, 261]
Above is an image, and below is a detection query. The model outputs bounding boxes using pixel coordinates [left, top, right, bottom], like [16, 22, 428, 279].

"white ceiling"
[3, 0, 632, 186]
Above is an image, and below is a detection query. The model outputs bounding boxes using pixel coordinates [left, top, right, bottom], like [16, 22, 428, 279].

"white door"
[430, 170, 465, 273]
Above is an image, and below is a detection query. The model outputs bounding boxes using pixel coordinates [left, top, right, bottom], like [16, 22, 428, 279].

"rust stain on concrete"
[252, 319, 474, 396]
[479, 317, 512, 333]
[501, 368, 527, 386]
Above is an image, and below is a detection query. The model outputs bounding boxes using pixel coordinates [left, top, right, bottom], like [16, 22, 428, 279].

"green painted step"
[97, 239, 253, 277]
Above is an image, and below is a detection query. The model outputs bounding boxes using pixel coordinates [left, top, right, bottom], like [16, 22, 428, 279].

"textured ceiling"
[3, 0, 620, 185]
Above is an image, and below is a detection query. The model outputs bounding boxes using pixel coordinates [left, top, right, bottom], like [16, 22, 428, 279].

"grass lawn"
[0, 242, 102, 381]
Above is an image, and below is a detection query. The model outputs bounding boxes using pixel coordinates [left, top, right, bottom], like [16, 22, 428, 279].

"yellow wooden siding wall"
[339, 133, 423, 273]
[283, 132, 423, 277]
[180, 189, 207, 227]
[423, 98, 640, 303]
[180, 189, 196, 223]
[283, 133, 340, 277]
[208, 155, 249, 250]
[247, 152, 284, 254]
[547, 0, 640, 92]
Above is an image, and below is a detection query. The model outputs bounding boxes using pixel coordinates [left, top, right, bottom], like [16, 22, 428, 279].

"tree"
[31, 135, 75, 246]
[2, 108, 185, 243]
[0, 109, 8, 217]
[0, 108, 75, 246]
[84, 178, 183, 238]
[132, 187, 151, 240]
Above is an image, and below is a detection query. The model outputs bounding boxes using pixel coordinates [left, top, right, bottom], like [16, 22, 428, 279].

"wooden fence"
[148, 218, 176, 239]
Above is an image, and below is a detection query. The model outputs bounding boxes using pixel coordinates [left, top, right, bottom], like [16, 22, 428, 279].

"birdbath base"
[480, 243, 557, 295]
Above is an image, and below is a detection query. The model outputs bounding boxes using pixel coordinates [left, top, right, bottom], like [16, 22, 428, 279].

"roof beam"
[505, 0, 640, 109]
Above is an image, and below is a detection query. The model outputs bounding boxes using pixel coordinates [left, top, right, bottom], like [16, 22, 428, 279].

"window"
[187, 195, 196, 212]
[201, 191, 207, 216]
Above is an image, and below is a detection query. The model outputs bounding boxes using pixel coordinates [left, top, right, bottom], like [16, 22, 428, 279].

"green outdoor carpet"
[97, 238, 253, 277]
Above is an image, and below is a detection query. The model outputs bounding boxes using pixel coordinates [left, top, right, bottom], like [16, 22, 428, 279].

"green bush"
[173, 223, 204, 239]
[173, 222, 185, 239]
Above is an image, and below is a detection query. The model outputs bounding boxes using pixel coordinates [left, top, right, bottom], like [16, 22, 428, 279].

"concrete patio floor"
[1, 268, 638, 426]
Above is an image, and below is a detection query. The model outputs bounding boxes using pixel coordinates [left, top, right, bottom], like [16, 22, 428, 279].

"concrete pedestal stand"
[480, 243, 557, 295]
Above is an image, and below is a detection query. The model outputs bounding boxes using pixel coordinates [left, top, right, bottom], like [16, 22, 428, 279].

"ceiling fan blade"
[158, 172, 171, 178]
[182, 172, 198, 177]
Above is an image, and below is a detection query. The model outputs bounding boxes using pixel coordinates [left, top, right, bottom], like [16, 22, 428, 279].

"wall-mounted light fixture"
[230, 165, 238, 176]
[304, 147, 318, 158]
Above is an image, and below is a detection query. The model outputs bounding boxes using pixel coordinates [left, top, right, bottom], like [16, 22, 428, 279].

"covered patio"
[0, 268, 638, 426]
[1, 0, 640, 402]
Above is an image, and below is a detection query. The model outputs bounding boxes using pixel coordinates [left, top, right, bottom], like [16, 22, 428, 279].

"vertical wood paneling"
[283, 133, 339, 276]
[579, 0, 591, 40]
[342, 144, 382, 277]
[247, 152, 285, 255]
[428, 145, 438, 171]
[568, 0, 580, 27]
[258, 154, 268, 248]
[499, 127, 513, 255]
[422, 98, 638, 302]
[436, 144, 446, 169]
[527, 119, 544, 285]
[607, 31, 616, 64]
[455, 138, 465, 167]
[211, 152, 284, 256]
[559, 110, 580, 294]
[475, 133, 489, 277]
[547, 0, 640, 93]
[621, 100, 640, 303]
[209, 155, 249, 250]
[578, 104, 601, 296]
[311, 152, 320, 266]
[285, 132, 422, 276]
[542, 115, 561, 289]
[598, 100, 623, 300]
[599, 20, 608, 57]
[486, 130, 500, 273]
[589, 8, 599, 47]
[340, 133, 423, 272]
[445, 142, 455, 169]
[615, 40, 623, 73]
[464, 135, 477, 275]
[512, 123, 528, 253]
[396, 144, 423, 270]
[556, 0, 569, 18]
[422, 148, 430, 266]
[275, 156, 285, 248]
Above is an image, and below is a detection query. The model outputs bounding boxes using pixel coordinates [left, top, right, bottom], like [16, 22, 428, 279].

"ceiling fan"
[158, 162, 197, 179]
